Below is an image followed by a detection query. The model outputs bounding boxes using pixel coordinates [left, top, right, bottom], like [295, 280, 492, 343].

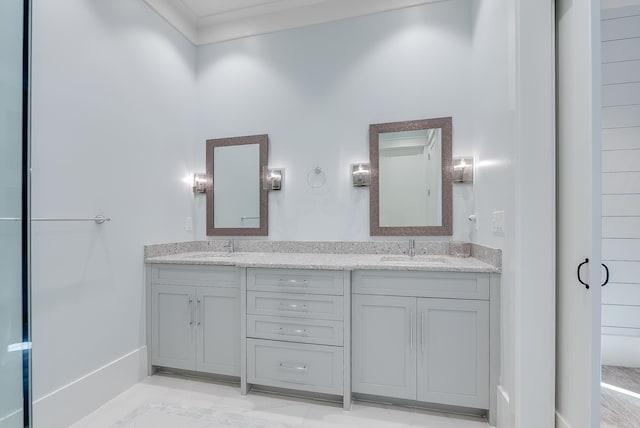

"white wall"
[470, 0, 556, 427]
[469, 0, 516, 425]
[30, 1, 197, 425]
[194, 0, 476, 242]
[600, 4, 640, 367]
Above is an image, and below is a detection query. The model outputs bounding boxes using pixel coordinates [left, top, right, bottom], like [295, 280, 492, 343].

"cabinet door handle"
[188, 298, 194, 326]
[278, 302, 308, 311]
[279, 362, 308, 372]
[421, 312, 425, 353]
[278, 279, 308, 287]
[196, 299, 201, 326]
[410, 311, 414, 350]
[278, 327, 307, 336]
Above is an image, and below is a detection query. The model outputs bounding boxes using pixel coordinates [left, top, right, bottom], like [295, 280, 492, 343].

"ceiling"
[143, 0, 440, 45]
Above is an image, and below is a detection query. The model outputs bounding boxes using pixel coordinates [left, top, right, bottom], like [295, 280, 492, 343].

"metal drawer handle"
[278, 279, 309, 286]
[421, 312, 425, 353]
[279, 362, 308, 372]
[410, 312, 414, 350]
[188, 298, 194, 326]
[278, 327, 307, 336]
[197, 299, 201, 326]
[278, 302, 309, 311]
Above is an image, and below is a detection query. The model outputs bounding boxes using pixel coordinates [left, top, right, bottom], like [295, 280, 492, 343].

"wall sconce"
[351, 163, 371, 187]
[193, 173, 207, 194]
[453, 157, 474, 183]
[262, 167, 284, 191]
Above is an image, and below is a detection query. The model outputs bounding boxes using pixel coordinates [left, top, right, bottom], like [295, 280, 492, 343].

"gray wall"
[194, 0, 476, 241]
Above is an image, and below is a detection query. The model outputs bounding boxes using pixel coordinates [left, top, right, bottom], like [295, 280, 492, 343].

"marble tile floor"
[601, 365, 640, 428]
[71, 374, 489, 428]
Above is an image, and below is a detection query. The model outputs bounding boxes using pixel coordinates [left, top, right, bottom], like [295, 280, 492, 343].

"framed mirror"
[369, 117, 452, 236]
[206, 134, 268, 236]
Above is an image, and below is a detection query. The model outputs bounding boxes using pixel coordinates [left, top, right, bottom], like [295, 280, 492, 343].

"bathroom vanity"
[145, 241, 500, 424]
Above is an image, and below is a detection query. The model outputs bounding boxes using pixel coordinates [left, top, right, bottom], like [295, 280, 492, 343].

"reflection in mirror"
[206, 135, 268, 236]
[370, 117, 452, 236]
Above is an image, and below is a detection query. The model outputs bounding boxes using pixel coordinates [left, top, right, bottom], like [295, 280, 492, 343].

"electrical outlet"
[185, 217, 193, 231]
[492, 211, 505, 234]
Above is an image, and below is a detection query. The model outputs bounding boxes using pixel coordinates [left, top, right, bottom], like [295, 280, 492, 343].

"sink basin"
[379, 255, 449, 264]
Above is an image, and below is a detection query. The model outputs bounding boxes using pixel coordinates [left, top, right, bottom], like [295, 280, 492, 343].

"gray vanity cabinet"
[195, 286, 241, 375]
[352, 270, 492, 411]
[149, 265, 240, 377]
[416, 298, 489, 408]
[351, 295, 416, 400]
[243, 267, 351, 408]
[151, 284, 196, 370]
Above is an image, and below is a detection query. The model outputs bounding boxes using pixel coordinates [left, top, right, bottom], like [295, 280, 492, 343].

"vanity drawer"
[247, 268, 343, 295]
[247, 292, 344, 320]
[352, 270, 490, 300]
[151, 264, 239, 288]
[247, 315, 343, 346]
[247, 339, 343, 395]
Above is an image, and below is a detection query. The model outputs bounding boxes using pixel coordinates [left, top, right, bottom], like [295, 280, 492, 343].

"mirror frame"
[369, 117, 453, 236]
[206, 134, 268, 236]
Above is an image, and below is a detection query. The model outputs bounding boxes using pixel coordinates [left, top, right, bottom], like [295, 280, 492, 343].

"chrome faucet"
[408, 239, 415, 258]
[224, 239, 235, 253]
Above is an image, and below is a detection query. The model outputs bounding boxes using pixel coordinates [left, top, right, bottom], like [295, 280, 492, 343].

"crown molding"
[144, 0, 440, 46]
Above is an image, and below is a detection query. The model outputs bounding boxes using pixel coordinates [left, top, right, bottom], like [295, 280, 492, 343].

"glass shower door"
[0, 1, 31, 427]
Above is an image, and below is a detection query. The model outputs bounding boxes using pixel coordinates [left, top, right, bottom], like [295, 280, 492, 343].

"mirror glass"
[370, 117, 452, 236]
[206, 135, 268, 236]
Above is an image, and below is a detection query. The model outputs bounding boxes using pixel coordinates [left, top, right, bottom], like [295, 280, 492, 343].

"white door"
[556, 0, 602, 426]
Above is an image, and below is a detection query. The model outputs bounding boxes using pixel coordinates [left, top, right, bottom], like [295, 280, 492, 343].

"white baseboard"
[33, 346, 147, 428]
[602, 334, 640, 368]
[556, 411, 570, 428]
[496, 385, 513, 428]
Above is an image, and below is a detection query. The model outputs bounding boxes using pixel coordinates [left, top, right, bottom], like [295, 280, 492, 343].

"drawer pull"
[278, 327, 308, 336]
[278, 302, 309, 311]
[188, 298, 194, 326]
[279, 362, 308, 372]
[278, 279, 308, 286]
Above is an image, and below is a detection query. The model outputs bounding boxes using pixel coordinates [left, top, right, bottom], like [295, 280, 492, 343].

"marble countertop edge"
[144, 251, 501, 274]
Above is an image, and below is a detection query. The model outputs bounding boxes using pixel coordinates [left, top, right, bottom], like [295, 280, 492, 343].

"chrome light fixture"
[453, 157, 474, 183]
[351, 163, 371, 187]
[262, 167, 284, 191]
[193, 173, 207, 194]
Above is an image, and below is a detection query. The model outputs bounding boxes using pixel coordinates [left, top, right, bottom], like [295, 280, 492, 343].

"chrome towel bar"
[0, 215, 110, 224]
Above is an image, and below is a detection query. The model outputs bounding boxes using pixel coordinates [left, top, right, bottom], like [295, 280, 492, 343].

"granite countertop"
[145, 251, 500, 273]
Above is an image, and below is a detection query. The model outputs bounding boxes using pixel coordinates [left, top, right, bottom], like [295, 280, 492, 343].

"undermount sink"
[379, 255, 449, 264]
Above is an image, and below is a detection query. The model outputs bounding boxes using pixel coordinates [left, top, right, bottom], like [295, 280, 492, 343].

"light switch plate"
[185, 217, 193, 231]
[492, 211, 505, 234]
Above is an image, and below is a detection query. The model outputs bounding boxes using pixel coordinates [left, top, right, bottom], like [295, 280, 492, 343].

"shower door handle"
[577, 258, 611, 289]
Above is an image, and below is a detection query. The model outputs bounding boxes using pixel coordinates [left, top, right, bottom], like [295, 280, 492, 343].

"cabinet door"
[417, 298, 489, 408]
[196, 287, 240, 376]
[352, 295, 416, 399]
[151, 284, 196, 370]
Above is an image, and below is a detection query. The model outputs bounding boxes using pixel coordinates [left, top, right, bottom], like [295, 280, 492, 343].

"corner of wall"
[497, 385, 515, 428]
